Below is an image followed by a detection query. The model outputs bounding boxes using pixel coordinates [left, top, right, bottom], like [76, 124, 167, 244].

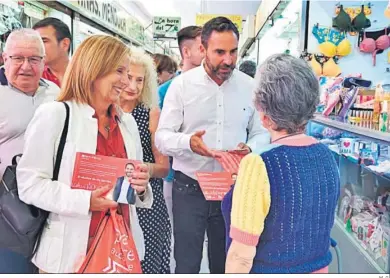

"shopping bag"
[77, 209, 142, 274]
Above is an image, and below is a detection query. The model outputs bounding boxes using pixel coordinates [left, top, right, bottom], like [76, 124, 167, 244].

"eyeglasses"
[8, 56, 44, 66]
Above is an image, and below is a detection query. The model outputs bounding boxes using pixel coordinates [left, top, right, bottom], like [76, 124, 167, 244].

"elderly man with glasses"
[0, 28, 59, 274]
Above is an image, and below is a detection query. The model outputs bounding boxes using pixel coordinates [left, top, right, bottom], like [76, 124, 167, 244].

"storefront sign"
[0, 0, 19, 10]
[76, 0, 126, 33]
[24, 1, 46, 20]
[153, 16, 181, 39]
[195, 14, 242, 32]
[59, 0, 144, 45]
[255, 0, 281, 36]
[128, 16, 144, 43]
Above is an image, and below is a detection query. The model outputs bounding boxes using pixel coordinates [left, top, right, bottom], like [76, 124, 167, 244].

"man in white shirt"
[0, 29, 59, 179]
[0, 28, 59, 274]
[155, 17, 270, 274]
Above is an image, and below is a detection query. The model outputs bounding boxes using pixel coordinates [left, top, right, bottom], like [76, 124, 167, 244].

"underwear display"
[335, 5, 372, 18]
[359, 28, 390, 66]
[333, 5, 371, 32]
[312, 25, 352, 57]
[386, 0, 390, 19]
[309, 54, 342, 77]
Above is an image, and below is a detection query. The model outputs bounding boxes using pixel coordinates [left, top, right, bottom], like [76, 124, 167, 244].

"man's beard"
[205, 56, 235, 81]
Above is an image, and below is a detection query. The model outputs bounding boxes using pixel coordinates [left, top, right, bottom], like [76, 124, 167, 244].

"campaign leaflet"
[196, 150, 245, 201]
[71, 152, 141, 204]
[195, 172, 236, 201]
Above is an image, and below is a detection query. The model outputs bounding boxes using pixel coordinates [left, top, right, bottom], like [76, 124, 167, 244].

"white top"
[117, 178, 131, 204]
[16, 101, 153, 273]
[0, 78, 60, 178]
[155, 65, 270, 180]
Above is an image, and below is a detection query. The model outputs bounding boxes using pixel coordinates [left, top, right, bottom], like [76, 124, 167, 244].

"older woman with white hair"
[0, 28, 59, 274]
[120, 47, 171, 273]
[222, 54, 340, 274]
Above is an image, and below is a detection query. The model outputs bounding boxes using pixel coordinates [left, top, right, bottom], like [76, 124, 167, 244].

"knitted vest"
[222, 143, 340, 273]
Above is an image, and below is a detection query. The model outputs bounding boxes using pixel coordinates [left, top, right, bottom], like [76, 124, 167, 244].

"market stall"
[304, 0, 390, 274]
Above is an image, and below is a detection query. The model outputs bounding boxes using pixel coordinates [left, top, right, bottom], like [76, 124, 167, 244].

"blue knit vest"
[222, 143, 340, 273]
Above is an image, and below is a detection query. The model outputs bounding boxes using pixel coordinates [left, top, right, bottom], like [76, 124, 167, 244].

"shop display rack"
[329, 148, 390, 184]
[309, 115, 390, 274]
[312, 114, 390, 145]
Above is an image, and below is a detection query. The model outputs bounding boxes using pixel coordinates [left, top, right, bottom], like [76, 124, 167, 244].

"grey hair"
[128, 46, 158, 108]
[4, 28, 45, 56]
[239, 60, 257, 78]
[253, 54, 319, 133]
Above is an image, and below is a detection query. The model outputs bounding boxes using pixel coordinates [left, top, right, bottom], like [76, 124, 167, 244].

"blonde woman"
[120, 47, 171, 273]
[16, 35, 153, 273]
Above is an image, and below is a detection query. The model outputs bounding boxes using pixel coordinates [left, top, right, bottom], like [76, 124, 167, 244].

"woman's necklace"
[271, 132, 304, 144]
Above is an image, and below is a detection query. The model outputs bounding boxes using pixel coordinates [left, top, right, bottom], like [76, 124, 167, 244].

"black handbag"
[0, 102, 70, 258]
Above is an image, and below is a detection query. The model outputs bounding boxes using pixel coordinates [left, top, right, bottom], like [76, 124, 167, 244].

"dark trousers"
[172, 171, 226, 274]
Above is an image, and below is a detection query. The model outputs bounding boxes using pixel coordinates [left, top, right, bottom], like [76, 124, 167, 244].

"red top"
[88, 105, 130, 250]
[42, 66, 61, 87]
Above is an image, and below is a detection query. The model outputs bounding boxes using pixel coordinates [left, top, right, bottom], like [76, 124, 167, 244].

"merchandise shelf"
[312, 115, 390, 145]
[309, 116, 390, 273]
[334, 219, 385, 273]
[328, 149, 390, 184]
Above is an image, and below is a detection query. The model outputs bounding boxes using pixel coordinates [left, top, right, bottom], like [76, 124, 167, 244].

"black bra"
[333, 5, 371, 32]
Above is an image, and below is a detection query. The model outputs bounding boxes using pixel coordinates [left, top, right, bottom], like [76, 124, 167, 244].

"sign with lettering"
[195, 14, 242, 33]
[153, 16, 181, 39]
[60, 0, 145, 45]
[76, 0, 127, 33]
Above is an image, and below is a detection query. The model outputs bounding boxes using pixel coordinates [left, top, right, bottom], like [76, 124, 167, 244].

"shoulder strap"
[31, 102, 70, 260]
[52, 102, 70, 181]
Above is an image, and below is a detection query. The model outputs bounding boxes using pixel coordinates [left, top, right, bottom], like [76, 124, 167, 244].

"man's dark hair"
[177, 26, 202, 57]
[125, 163, 135, 169]
[33, 17, 72, 53]
[201, 17, 239, 48]
[239, 60, 257, 78]
[153, 54, 177, 74]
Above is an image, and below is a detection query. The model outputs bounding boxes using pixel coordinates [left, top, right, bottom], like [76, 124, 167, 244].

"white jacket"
[16, 101, 153, 273]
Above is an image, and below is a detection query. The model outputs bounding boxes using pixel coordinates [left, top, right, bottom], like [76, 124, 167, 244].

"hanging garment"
[333, 5, 371, 32]
[359, 28, 390, 66]
[385, 1, 390, 19]
[312, 25, 352, 57]
[309, 54, 342, 77]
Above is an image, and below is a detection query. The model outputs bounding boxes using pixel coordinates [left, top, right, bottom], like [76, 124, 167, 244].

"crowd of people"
[0, 15, 340, 274]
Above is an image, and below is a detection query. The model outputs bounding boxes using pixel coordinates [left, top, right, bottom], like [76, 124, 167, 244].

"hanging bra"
[336, 6, 372, 19]
[386, 1, 390, 19]
[333, 5, 371, 32]
[312, 25, 352, 57]
[359, 28, 390, 66]
[309, 54, 342, 77]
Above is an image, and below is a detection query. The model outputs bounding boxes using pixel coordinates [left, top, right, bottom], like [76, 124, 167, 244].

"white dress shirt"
[155, 65, 270, 180]
[118, 178, 131, 204]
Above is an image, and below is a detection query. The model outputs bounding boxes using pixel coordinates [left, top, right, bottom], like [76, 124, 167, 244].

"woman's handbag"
[77, 209, 142, 274]
[0, 102, 70, 258]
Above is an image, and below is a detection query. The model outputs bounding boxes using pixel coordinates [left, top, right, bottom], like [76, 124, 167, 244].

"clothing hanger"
[335, 2, 372, 8]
